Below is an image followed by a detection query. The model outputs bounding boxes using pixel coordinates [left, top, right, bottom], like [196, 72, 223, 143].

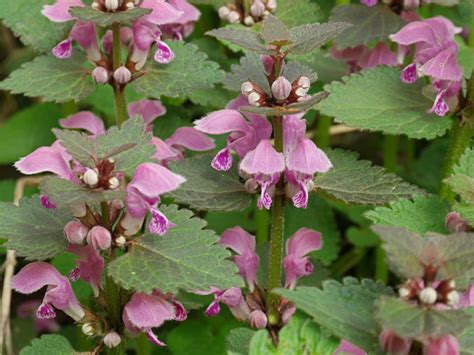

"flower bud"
[248, 92, 262, 107]
[87, 226, 112, 251]
[249, 310, 268, 329]
[64, 220, 89, 245]
[105, 0, 120, 11]
[298, 76, 311, 89]
[83, 168, 99, 187]
[403, 0, 420, 10]
[419, 287, 437, 305]
[281, 306, 296, 325]
[115, 236, 127, 247]
[261, 55, 275, 76]
[424, 335, 459, 355]
[92, 67, 109, 84]
[271, 76, 292, 100]
[228, 11, 241, 24]
[398, 287, 410, 298]
[113, 66, 132, 84]
[266, 0, 277, 11]
[244, 16, 255, 26]
[69, 203, 87, 218]
[104, 331, 121, 348]
[218, 6, 230, 20]
[250, 1, 265, 17]
[126, 1, 135, 9]
[379, 329, 412, 354]
[82, 323, 94, 336]
[241, 81, 254, 95]
[445, 211, 469, 233]
[91, 1, 99, 9]
[447, 290, 460, 306]
[109, 177, 120, 190]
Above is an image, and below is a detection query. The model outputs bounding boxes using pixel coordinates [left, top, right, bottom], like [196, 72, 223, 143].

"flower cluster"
[198, 227, 322, 328]
[43, 0, 199, 83]
[218, 0, 276, 26]
[390, 16, 463, 116]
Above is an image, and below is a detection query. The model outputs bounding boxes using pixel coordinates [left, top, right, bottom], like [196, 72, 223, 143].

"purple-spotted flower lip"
[67, 244, 105, 297]
[11, 262, 84, 321]
[198, 287, 249, 320]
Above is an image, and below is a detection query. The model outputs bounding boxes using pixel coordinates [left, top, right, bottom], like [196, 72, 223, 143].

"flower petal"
[166, 127, 215, 151]
[15, 147, 75, 181]
[240, 140, 285, 176]
[194, 110, 248, 135]
[59, 111, 105, 136]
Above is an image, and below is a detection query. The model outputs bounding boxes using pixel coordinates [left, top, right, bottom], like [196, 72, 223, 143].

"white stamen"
[266, 0, 277, 11]
[419, 287, 437, 305]
[82, 323, 94, 336]
[248, 92, 261, 106]
[105, 0, 120, 11]
[244, 16, 255, 26]
[228, 11, 241, 24]
[298, 76, 311, 89]
[83, 169, 99, 187]
[295, 87, 308, 97]
[241, 81, 254, 95]
[115, 236, 126, 247]
[218, 6, 230, 20]
[109, 177, 120, 190]
[126, 2, 135, 9]
[448, 280, 456, 288]
[447, 291, 459, 306]
[398, 287, 410, 298]
[91, 1, 99, 9]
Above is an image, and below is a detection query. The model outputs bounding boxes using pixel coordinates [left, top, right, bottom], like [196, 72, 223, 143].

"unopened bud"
[298, 76, 311, 89]
[419, 287, 437, 305]
[113, 66, 132, 84]
[398, 287, 410, 298]
[126, 1, 135, 9]
[425, 335, 459, 355]
[249, 310, 268, 329]
[379, 329, 412, 354]
[82, 323, 94, 336]
[403, 0, 420, 10]
[115, 236, 127, 247]
[92, 67, 109, 84]
[64, 220, 89, 244]
[281, 306, 296, 325]
[241, 81, 254, 95]
[109, 177, 120, 190]
[105, 0, 119, 11]
[449, 280, 456, 288]
[250, 1, 265, 17]
[271, 76, 292, 100]
[91, 1, 99, 9]
[248, 92, 261, 106]
[245, 178, 259, 194]
[83, 168, 99, 187]
[87, 226, 112, 251]
[445, 211, 469, 233]
[218, 6, 230, 20]
[69, 203, 87, 218]
[244, 16, 255, 26]
[104, 331, 122, 348]
[295, 87, 309, 98]
[266, 0, 277, 11]
[447, 290, 460, 305]
[228, 11, 241, 24]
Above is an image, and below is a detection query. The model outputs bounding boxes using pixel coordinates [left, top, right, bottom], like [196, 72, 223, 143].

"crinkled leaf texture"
[275, 0, 324, 28]
[0, 197, 70, 261]
[317, 67, 452, 139]
[0, 53, 95, 103]
[20, 334, 75, 355]
[70, 6, 151, 26]
[0, 0, 71, 53]
[207, 27, 270, 54]
[330, 4, 404, 49]
[314, 149, 426, 205]
[169, 155, 252, 212]
[132, 42, 225, 99]
[459, 308, 474, 355]
[227, 328, 256, 355]
[224, 52, 271, 94]
[54, 117, 155, 175]
[372, 226, 474, 285]
[107, 205, 244, 294]
[445, 148, 474, 204]
[376, 296, 472, 339]
[260, 14, 291, 45]
[276, 278, 394, 354]
[365, 195, 450, 234]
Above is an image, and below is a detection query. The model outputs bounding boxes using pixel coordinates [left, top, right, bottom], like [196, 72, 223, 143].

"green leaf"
[0, 197, 69, 261]
[314, 149, 425, 205]
[107, 205, 244, 293]
[445, 148, 474, 204]
[70, 6, 150, 26]
[249, 330, 276, 355]
[459, 308, 474, 355]
[169, 155, 252, 212]
[0, 53, 95, 103]
[291, 50, 349, 84]
[275, 0, 324, 28]
[206, 27, 269, 54]
[289, 22, 352, 55]
[20, 335, 75, 355]
[39, 177, 124, 208]
[347, 227, 380, 248]
[317, 67, 452, 139]
[376, 296, 472, 339]
[227, 328, 256, 355]
[285, 198, 340, 266]
[454, 201, 474, 226]
[224, 52, 271, 94]
[260, 14, 291, 45]
[0, 0, 72, 53]
[330, 4, 404, 49]
[365, 195, 451, 234]
[282, 61, 318, 83]
[0, 103, 62, 164]
[132, 41, 225, 99]
[458, 38, 474, 79]
[276, 278, 394, 353]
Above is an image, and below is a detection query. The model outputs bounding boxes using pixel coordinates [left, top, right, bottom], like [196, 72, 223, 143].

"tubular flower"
[67, 244, 105, 297]
[331, 43, 398, 73]
[200, 287, 250, 321]
[390, 16, 462, 116]
[283, 228, 322, 289]
[125, 163, 186, 236]
[219, 227, 259, 291]
[161, 0, 201, 39]
[11, 262, 84, 321]
[123, 292, 186, 347]
[128, 99, 167, 129]
[52, 21, 102, 62]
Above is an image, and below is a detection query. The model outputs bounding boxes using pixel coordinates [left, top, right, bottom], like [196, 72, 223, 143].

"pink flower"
[194, 96, 272, 171]
[239, 140, 285, 210]
[128, 99, 167, 128]
[42, 0, 85, 22]
[219, 227, 259, 291]
[52, 21, 101, 62]
[390, 17, 462, 116]
[283, 228, 322, 289]
[16, 300, 60, 333]
[331, 43, 397, 73]
[360, 0, 378, 6]
[123, 292, 186, 346]
[59, 111, 105, 136]
[458, 285, 474, 308]
[200, 287, 250, 321]
[67, 244, 105, 297]
[161, 0, 200, 39]
[334, 340, 366, 355]
[11, 262, 84, 321]
[379, 329, 412, 354]
[424, 335, 459, 355]
[125, 163, 185, 235]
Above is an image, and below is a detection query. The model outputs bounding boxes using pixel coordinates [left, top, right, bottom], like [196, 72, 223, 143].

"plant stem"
[267, 116, 285, 324]
[336, 0, 350, 5]
[315, 115, 332, 150]
[112, 23, 127, 128]
[405, 138, 416, 170]
[105, 275, 125, 355]
[255, 205, 270, 244]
